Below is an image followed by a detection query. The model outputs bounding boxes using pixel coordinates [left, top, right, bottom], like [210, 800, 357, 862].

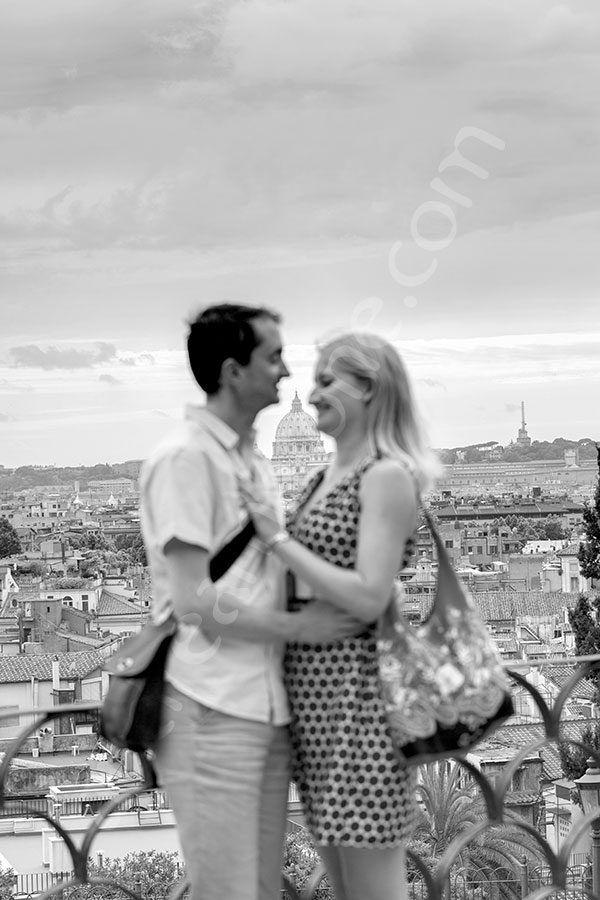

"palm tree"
[408, 761, 544, 899]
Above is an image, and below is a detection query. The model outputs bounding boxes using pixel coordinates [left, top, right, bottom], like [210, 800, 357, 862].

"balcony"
[3, 657, 600, 899]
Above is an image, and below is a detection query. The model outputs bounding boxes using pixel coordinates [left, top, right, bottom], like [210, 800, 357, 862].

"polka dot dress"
[285, 457, 418, 847]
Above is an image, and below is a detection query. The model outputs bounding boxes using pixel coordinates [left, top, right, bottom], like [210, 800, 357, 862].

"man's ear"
[221, 357, 241, 386]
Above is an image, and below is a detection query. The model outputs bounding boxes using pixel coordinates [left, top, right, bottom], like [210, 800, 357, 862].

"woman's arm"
[163, 538, 364, 643]
[245, 459, 418, 624]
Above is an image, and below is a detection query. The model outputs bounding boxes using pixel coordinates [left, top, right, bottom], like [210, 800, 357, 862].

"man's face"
[240, 317, 290, 412]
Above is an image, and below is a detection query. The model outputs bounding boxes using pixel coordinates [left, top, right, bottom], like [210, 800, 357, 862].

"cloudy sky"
[1, 0, 599, 467]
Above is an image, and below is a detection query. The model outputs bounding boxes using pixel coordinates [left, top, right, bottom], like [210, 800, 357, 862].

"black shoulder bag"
[100, 521, 256, 757]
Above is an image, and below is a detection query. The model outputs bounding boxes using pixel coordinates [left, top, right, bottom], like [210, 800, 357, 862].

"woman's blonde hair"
[318, 332, 440, 493]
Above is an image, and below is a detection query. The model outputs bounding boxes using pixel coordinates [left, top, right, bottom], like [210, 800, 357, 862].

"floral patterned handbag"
[378, 510, 514, 765]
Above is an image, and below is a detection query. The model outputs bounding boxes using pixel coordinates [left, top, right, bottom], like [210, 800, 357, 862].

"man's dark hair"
[187, 303, 281, 394]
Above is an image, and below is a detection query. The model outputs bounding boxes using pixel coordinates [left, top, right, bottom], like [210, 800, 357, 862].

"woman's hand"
[294, 600, 365, 644]
[238, 478, 282, 545]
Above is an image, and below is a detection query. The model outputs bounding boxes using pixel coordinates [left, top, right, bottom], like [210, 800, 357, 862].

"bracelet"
[265, 530, 290, 553]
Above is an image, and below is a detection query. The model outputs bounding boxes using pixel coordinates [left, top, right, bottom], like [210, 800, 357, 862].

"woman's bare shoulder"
[361, 457, 415, 498]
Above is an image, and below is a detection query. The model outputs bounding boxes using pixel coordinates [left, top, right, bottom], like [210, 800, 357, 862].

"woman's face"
[308, 355, 369, 438]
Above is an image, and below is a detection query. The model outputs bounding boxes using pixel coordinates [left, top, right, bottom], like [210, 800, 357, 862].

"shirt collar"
[184, 404, 257, 452]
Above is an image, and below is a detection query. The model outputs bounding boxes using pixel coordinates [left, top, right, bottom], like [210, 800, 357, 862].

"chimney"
[52, 656, 60, 690]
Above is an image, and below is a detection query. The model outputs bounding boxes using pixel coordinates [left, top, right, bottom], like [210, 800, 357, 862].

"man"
[140, 304, 357, 900]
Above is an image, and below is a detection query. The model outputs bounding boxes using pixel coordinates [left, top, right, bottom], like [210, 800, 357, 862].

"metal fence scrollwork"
[4, 658, 600, 900]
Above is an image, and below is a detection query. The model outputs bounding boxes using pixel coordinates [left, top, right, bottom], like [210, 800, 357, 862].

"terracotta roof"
[434, 502, 580, 519]
[540, 665, 597, 700]
[523, 642, 555, 657]
[6, 591, 40, 605]
[0, 650, 104, 683]
[61, 605, 91, 620]
[478, 719, 591, 782]
[54, 629, 107, 648]
[97, 590, 143, 616]
[494, 636, 519, 653]
[557, 542, 583, 557]
[565, 704, 591, 717]
[416, 592, 579, 622]
[506, 791, 541, 805]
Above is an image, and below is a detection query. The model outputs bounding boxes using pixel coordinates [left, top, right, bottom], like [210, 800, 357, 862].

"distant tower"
[516, 401, 531, 447]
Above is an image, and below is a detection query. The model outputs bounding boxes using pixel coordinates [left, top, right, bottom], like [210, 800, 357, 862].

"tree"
[559, 722, 600, 786]
[114, 534, 147, 566]
[579, 460, 600, 582]
[409, 762, 544, 895]
[283, 831, 333, 899]
[0, 867, 15, 900]
[542, 517, 568, 541]
[76, 533, 117, 552]
[15, 560, 46, 577]
[79, 550, 127, 578]
[0, 516, 21, 557]
[568, 595, 600, 695]
[62, 851, 185, 900]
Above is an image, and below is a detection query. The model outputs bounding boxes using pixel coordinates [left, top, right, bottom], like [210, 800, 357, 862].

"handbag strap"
[208, 519, 256, 582]
[402, 465, 469, 611]
[421, 508, 472, 617]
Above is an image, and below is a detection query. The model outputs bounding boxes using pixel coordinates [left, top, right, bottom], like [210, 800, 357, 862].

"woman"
[241, 332, 438, 900]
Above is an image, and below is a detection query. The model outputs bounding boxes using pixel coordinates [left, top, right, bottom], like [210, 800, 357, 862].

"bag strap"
[422, 508, 472, 616]
[209, 519, 256, 582]
[404, 469, 468, 610]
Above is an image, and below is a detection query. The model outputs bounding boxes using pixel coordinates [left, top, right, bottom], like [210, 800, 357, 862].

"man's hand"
[293, 600, 365, 644]
[238, 477, 281, 544]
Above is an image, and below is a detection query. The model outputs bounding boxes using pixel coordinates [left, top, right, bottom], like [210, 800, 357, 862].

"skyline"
[1, 1, 599, 466]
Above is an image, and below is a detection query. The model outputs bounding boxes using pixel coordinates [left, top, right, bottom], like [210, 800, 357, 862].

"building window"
[445, 540, 453, 549]
[512, 768, 524, 791]
[82, 594, 88, 601]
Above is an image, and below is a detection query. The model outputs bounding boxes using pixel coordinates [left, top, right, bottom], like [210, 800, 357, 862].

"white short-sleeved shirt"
[140, 405, 290, 725]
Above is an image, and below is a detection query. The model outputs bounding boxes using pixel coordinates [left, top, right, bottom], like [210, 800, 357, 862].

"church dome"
[274, 392, 320, 440]
[271, 391, 328, 495]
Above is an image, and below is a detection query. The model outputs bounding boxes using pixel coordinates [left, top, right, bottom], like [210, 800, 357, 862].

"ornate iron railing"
[3, 658, 600, 900]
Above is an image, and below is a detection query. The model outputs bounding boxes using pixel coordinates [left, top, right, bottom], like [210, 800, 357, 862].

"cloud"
[398, 332, 600, 386]
[1, 0, 597, 118]
[99, 374, 121, 385]
[0, 180, 169, 251]
[418, 378, 446, 391]
[0, 378, 33, 393]
[9, 343, 117, 369]
[0, 0, 596, 260]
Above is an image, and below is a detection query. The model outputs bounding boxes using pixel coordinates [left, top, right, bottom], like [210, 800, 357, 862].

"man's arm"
[164, 538, 362, 644]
